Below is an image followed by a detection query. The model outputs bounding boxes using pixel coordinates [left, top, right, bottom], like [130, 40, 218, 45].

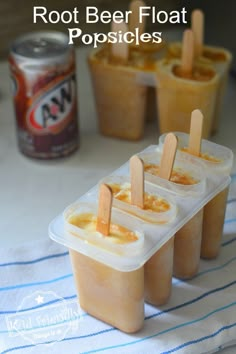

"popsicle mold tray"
[49, 144, 231, 272]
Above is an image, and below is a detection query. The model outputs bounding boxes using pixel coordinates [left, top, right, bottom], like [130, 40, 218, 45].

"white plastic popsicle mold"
[98, 175, 177, 224]
[138, 147, 207, 197]
[64, 201, 144, 255]
[49, 144, 231, 272]
[159, 132, 234, 175]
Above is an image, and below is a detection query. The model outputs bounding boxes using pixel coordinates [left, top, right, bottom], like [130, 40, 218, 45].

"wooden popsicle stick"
[96, 184, 113, 236]
[129, 0, 146, 34]
[181, 29, 194, 77]
[130, 155, 144, 209]
[191, 9, 204, 58]
[159, 133, 178, 180]
[111, 21, 129, 63]
[188, 109, 204, 156]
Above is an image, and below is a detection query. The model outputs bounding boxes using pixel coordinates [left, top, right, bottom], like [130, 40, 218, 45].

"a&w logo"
[27, 74, 76, 134]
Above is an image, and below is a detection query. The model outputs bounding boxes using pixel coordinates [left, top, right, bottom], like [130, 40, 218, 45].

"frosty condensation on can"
[9, 31, 79, 159]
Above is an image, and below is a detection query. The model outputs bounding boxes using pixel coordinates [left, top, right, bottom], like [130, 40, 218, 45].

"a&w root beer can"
[9, 31, 79, 159]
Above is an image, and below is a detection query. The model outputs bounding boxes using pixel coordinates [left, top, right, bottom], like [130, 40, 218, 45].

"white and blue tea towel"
[0, 175, 236, 354]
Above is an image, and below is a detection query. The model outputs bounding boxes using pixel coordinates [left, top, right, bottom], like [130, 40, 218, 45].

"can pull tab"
[32, 39, 48, 53]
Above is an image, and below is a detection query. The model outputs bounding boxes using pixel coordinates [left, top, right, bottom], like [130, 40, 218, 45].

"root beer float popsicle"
[172, 111, 204, 278]
[159, 110, 234, 259]
[88, 21, 148, 141]
[130, 154, 175, 305]
[66, 184, 145, 333]
[142, 132, 205, 279]
[102, 154, 177, 305]
[156, 29, 219, 139]
[144, 135, 176, 303]
[167, 9, 232, 134]
[101, 155, 177, 225]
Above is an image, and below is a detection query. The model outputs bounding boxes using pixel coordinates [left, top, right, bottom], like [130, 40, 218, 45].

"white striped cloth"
[0, 175, 236, 354]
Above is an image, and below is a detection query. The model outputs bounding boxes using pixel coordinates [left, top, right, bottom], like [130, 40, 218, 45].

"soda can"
[9, 31, 79, 159]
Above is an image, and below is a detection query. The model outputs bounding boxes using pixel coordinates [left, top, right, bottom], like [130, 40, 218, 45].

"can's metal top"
[11, 31, 71, 59]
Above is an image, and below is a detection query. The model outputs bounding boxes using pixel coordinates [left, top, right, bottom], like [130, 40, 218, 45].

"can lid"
[11, 31, 70, 59]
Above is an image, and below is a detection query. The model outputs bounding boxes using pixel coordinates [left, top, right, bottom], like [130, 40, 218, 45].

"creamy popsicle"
[199, 46, 232, 134]
[164, 133, 233, 259]
[144, 161, 203, 278]
[174, 209, 203, 278]
[184, 147, 230, 259]
[66, 207, 144, 333]
[130, 152, 175, 305]
[102, 154, 177, 306]
[107, 180, 176, 224]
[108, 178, 175, 304]
[70, 250, 144, 333]
[167, 42, 232, 134]
[88, 44, 147, 140]
[201, 188, 229, 259]
[141, 140, 205, 279]
[159, 131, 233, 259]
[167, 9, 232, 134]
[145, 237, 174, 305]
[156, 57, 219, 138]
[144, 163, 199, 186]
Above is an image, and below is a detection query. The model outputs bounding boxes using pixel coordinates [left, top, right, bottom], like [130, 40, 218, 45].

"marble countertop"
[0, 44, 236, 354]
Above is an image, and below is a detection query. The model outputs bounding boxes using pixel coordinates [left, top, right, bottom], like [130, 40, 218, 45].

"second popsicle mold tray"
[49, 144, 231, 272]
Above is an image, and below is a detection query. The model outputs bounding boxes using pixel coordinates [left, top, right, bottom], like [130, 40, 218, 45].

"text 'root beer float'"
[9, 31, 79, 159]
